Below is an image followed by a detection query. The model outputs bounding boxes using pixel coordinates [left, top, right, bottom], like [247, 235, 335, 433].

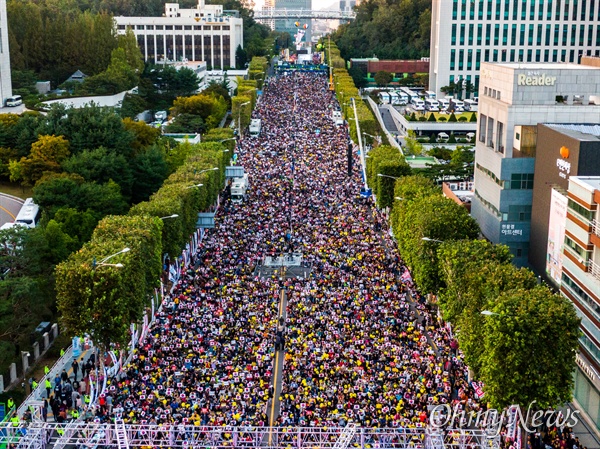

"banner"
[73, 336, 82, 358]
[546, 189, 568, 285]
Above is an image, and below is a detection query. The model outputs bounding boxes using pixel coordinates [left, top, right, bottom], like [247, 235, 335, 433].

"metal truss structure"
[0, 423, 501, 449]
[254, 9, 356, 20]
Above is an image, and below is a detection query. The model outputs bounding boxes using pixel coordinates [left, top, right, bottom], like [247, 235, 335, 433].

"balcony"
[592, 219, 600, 238]
[589, 260, 600, 281]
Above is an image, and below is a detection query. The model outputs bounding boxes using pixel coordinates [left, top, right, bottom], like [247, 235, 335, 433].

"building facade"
[260, 0, 276, 31]
[562, 176, 600, 432]
[114, 0, 243, 70]
[429, 0, 600, 96]
[529, 124, 600, 283]
[471, 62, 600, 266]
[0, 0, 12, 105]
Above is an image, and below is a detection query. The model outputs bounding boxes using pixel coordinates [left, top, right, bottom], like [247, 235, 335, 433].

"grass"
[0, 181, 33, 199]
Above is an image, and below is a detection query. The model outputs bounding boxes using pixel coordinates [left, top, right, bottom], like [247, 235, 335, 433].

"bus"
[15, 198, 40, 228]
[464, 99, 478, 112]
[378, 92, 391, 104]
[400, 87, 415, 102]
[425, 99, 440, 112]
[249, 119, 261, 137]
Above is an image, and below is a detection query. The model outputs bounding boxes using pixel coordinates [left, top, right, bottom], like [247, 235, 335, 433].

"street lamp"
[377, 173, 401, 180]
[395, 197, 404, 201]
[481, 310, 500, 316]
[159, 214, 179, 220]
[421, 237, 443, 243]
[238, 101, 250, 138]
[186, 183, 204, 189]
[93, 247, 130, 270]
[195, 167, 219, 176]
[96, 263, 124, 268]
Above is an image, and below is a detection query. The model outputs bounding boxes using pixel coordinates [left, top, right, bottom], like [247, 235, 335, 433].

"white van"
[438, 98, 450, 111]
[332, 110, 344, 126]
[425, 99, 440, 112]
[5, 96, 22, 107]
[378, 92, 391, 104]
[410, 98, 425, 111]
[425, 91, 436, 99]
[452, 100, 465, 112]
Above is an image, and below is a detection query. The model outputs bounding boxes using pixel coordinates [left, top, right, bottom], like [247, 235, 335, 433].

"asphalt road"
[0, 193, 24, 226]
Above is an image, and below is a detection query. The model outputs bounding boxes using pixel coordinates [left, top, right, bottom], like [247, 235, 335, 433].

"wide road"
[0, 193, 24, 226]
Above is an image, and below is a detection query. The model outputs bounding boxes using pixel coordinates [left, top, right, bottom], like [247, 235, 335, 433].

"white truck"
[249, 119, 261, 137]
[230, 173, 249, 204]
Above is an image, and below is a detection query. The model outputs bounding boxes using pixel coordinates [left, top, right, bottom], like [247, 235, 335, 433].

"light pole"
[395, 197, 404, 201]
[238, 101, 250, 138]
[159, 214, 179, 219]
[93, 247, 130, 269]
[195, 167, 219, 177]
[421, 237, 444, 243]
[186, 183, 204, 189]
[350, 97, 368, 192]
[377, 173, 401, 181]
[481, 310, 500, 316]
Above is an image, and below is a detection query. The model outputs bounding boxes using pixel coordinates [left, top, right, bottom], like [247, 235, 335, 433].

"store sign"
[556, 146, 571, 179]
[576, 353, 597, 382]
[517, 73, 557, 86]
[501, 224, 522, 236]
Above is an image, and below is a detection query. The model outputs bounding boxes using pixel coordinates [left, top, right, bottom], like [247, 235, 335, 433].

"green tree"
[11, 135, 70, 186]
[480, 286, 580, 409]
[374, 70, 393, 87]
[402, 130, 424, 156]
[165, 114, 206, 134]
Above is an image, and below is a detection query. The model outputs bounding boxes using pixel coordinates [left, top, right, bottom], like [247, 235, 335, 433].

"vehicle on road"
[15, 198, 40, 228]
[5, 95, 23, 107]
[249, 119, 262, 137]
[230, 173, 249, 204]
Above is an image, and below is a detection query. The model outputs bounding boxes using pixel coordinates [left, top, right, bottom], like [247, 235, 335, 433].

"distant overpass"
[254, 9, 356, 20]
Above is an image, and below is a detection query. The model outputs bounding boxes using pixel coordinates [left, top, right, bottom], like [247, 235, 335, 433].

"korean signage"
[557, 146, 571, 179]
[546, 189, 568, 285]
[501, 224, 522, 236]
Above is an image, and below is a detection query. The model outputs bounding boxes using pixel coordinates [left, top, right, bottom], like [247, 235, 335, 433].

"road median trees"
[55, 215, 162, 350]
[366, 145, 411, 209]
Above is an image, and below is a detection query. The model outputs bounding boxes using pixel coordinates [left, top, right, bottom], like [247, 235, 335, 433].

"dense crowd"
[101, 71, 479, 427]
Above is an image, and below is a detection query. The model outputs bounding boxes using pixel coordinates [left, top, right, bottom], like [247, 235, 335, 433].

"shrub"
[448, 113, 458, 122]
[448, 133, 457, 143]
[437, 116, 447, 122]
[470, 113, 477, 122]
[458, 116, 468, 122]
[427, 113, 437, 122]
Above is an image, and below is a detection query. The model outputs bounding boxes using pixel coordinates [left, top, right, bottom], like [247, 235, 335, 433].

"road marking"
[0, 204, 16, 220]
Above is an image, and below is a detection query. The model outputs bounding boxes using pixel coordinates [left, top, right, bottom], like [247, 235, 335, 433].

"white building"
[471, 62, 600, 266]
[0, 0, 12, 105]
[115, 0, 243, 70]
[260, 0, 275, 31]
[429, 0, 600, 97]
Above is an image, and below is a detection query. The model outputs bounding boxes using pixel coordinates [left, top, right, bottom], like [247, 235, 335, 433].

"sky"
[253, 0, 339, 11]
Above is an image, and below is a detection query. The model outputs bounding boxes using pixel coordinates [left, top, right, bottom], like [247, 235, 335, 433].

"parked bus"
[425, 99, 440, 112]
[249, 119, 261, 137]
[425, 91, 437, 99]
[464, 99, 478, 112]
[378, 92, 391, 104]
[15, 198, 40, 228]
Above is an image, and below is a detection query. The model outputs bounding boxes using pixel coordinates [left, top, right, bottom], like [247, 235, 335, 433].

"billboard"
[546, 188, 568, 285]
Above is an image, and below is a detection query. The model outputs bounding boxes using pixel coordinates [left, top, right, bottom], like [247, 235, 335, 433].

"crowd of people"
[103, 71, 480, 428]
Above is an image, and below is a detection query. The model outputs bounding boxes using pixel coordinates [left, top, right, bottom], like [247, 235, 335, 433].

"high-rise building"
[471, 62, 600, 266]
[274, 0, 312, 43]
[115, 0, 243, 70]
[0, 0, 12, 105]
[260, 0, 275, 31]
[339, 0, 356, 12]
[429, 0, 600, 97]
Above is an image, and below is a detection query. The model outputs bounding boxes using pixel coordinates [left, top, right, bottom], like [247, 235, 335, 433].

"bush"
[437, 116, 447, 122]
[429, 134, 437, 143]
[470, 113, 477, 122]
[448, 133, 457, 143]
[448, 113, 458, 122]
[418, 116, 426, 121]
[410, 112, 417, 121]
[458, 116, 468, 122]
[427, 113, 437, 122]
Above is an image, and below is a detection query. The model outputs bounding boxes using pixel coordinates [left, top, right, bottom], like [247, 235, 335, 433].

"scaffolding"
[0, 423, 502, 449]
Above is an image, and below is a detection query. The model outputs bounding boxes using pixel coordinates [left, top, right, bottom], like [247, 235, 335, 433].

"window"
[580, 25, 585, 45]
[452, 24, 457, 45]
[546, 24, 551, 45]
[469, 24, 474, 45]
[539, 0, 544, 18]
[479, 114, 487, 143]
[496, 0, 501, 18]
[573, 0, 579, 19]
[547, 0, 553, 18]
[571, 25, 576, 45]
[521, 0, 527, 18]
[184, 25, 191, 30]
[528, 24, 534, 45]
[479, 0, 484, 18]
[462, 0, 467, 18]
[476, 49, 482, 69]
[467, 50, 473, 69]
[555, 0, 561, 19]
[564, 0, 570, 19]
[588, 26, 593, 46]
[503, 24, 508, 45]
[513, 0, 518, 19]
[487, 0, 493, 18]
[477, 24, 483, 44]
[487, 116, 495, 148]
[590, 0, 595, 19]
[511, 24, 517, 45]
[450, 49, 456, 71]
[505, 0, 510, 18]
[536, 49, 541, 61]
[494, 24, 500, 45]
[486, 24, 491, 45]
[530, 0, 535, 18]
[175, 25, 182, 30]
[527, 49, 532, 61]
[520, 24, 525, 45]
[460, 24, 465, 45]
[554, 24, 560, 46]
[518, 49, 524, 62]
[508, 204, 532, 220]
[496, 121, 504, 152]
[507, 173, 534, 189]
[459, 50, 464, 70]
[568, 199, 594, 221]
[453, 0, 458, 19]
[537, 25, 542, 45]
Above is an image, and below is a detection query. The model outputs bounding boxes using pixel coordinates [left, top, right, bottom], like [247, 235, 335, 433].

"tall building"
[274, 0, 312, 43]
[114, 0, 243, 70]
[339, 0, 356, 12]
[260, 0, 276, 31]
[0, 0, 12, 105]
[561, 176, 600, 432]
[429, 0, 600, 96]
[471, 62, 600, 266]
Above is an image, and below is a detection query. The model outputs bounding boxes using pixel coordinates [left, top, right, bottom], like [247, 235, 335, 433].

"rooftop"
[570, 176, 600, 192]
[494, 62, 600, 70]
[546, 124, 600, 140]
